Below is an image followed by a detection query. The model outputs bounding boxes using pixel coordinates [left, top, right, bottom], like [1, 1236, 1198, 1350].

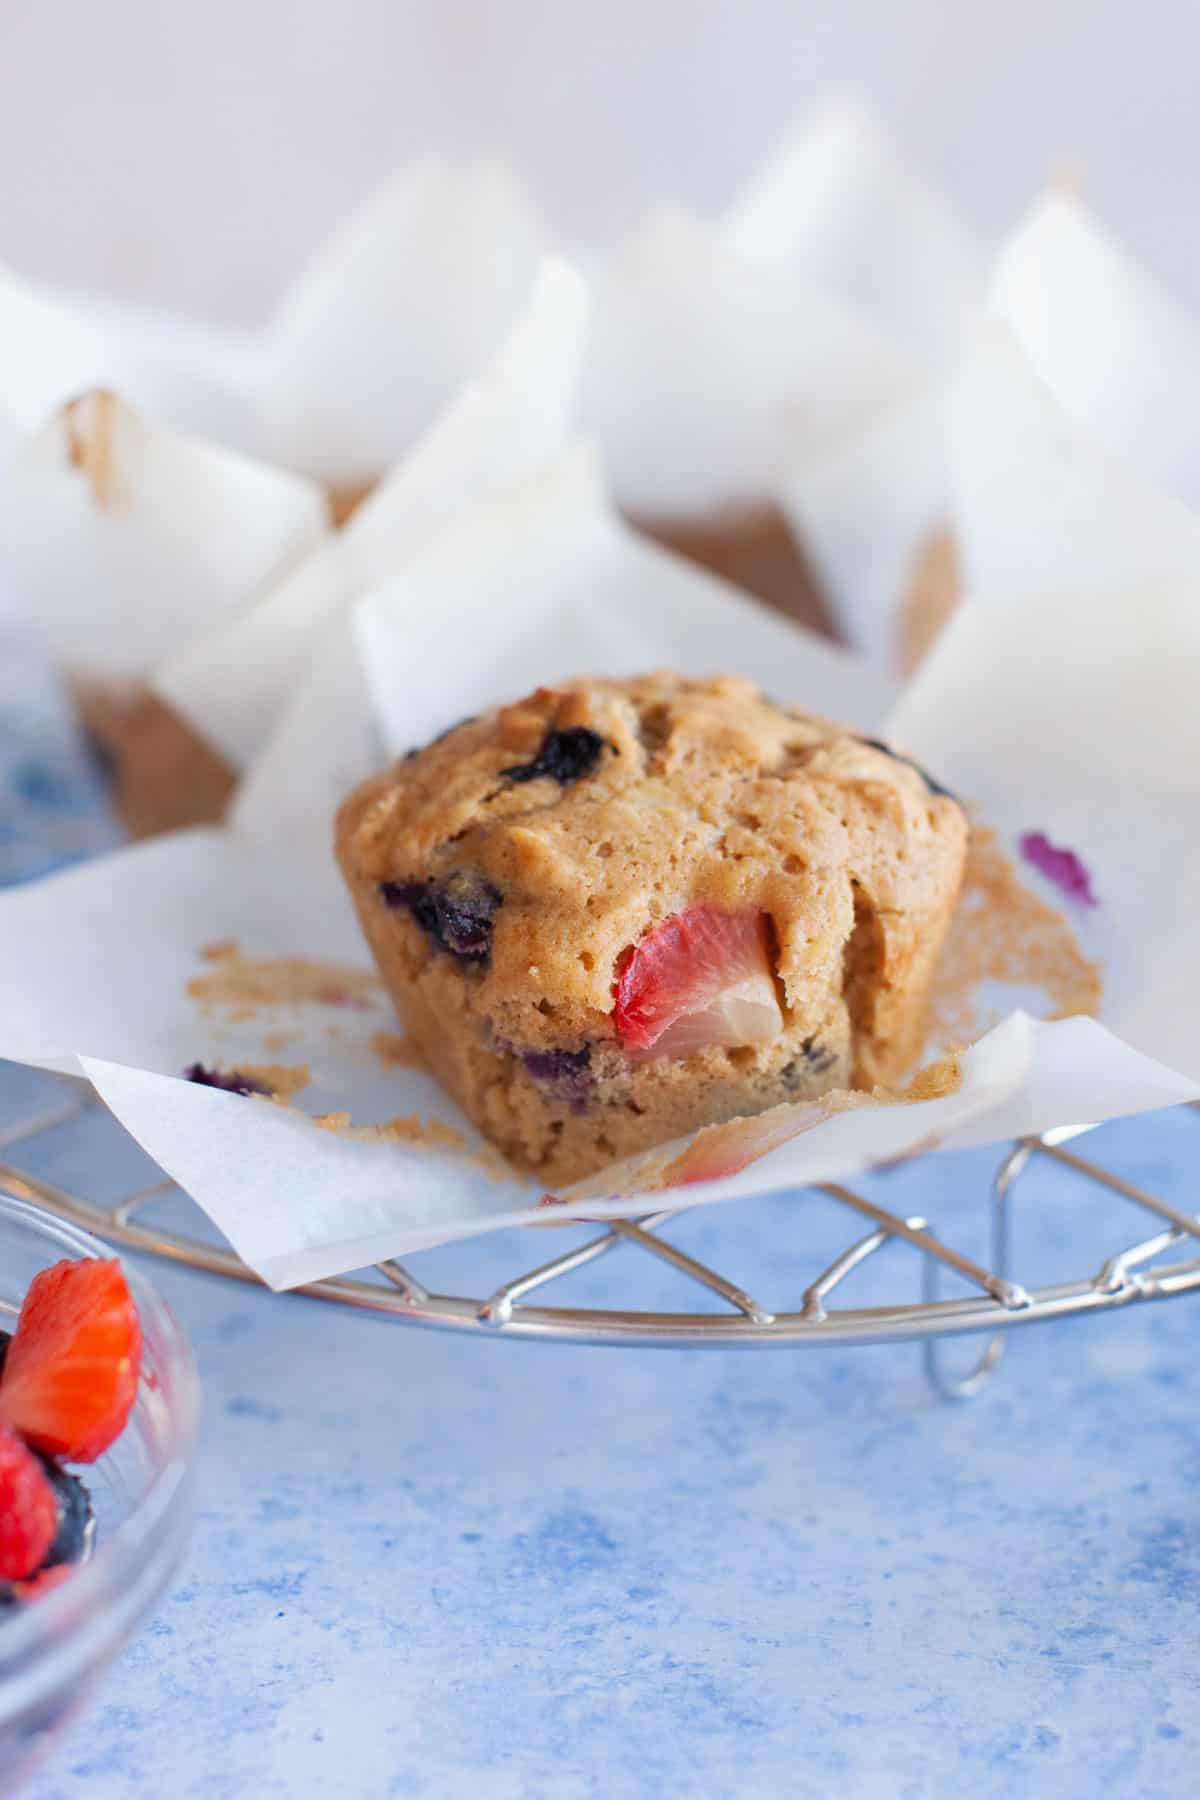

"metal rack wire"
[2, 1078, 1199, 1402]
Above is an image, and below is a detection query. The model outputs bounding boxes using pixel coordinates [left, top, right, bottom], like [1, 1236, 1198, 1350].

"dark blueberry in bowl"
[0, 1455, 94, 1607]
[37, 1455, 94, 1570]
[502, 727, 608, 786]
[380, 872, 502, 964]
[856, 736, 958, 804]
[183, 1063, 270, 1097]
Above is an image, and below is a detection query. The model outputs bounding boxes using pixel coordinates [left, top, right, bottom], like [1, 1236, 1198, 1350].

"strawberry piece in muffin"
[614, 907, 782, 1059]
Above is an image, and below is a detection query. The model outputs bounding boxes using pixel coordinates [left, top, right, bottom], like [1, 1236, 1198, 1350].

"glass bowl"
[0, 1193, 198, 1793]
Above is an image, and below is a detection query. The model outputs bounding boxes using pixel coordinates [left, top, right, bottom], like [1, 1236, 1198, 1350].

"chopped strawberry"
[659, 1102, 833, 1187]
[0, 1260, 141, 1464]
[613, 906, 784, 1060]
[0, 1424, 57, 1580]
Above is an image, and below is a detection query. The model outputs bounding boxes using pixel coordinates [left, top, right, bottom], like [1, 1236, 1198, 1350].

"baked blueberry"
[856, 736, 958, 804]
[183, 1063, 270, 1097]
[502, 727, 608, 786]
[781, 1039, 839, 1087]
[379, 873, 502, 964]
[521, 1046, 592, 1085]
[520, 1047, 594, 1114]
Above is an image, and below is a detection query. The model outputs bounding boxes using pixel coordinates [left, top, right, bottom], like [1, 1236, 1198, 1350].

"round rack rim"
[2, 1102, 1199, 1365]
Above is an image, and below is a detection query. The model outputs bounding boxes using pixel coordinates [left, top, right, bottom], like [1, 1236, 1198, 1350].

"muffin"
[336, 674, 967, 1184]
[73, 683, 235, 839]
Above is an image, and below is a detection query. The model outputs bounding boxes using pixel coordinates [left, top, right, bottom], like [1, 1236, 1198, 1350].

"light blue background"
[3, 622, 1198, 1799]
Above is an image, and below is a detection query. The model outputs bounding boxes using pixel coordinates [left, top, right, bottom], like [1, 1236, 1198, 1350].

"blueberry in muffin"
[336, 674, 968, 1184]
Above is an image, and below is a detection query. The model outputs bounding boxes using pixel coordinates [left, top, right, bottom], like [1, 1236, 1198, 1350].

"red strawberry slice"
[0, 1259, 142, 1464]
[659, 1101, 833, 1187]
[0, 1424, 57, 1580]
[614, 906, 783, 1059]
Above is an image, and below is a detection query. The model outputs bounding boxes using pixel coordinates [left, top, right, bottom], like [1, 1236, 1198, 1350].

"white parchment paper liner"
[255, 156, 546, 485]
[946, 321, 1200, 601]
[0, 112, 973, 690]
[153, 257, 588, 772]
[0, 154, 548, 493]
[578, 96, 977, 519]
[990, 192, 1200, 510]
[777, 380, 947, 668]
[776, 189, 1200, 666]
[0, 437, 1197, 1289]
[0, 247, 580, 747]
[580, 204, 920, 517]
[752, 100, 974, 660]
[0, 392, 328, 682]
[720, 96, 980, 364]
[0, 154, 559, 696]
[0, 260, 260, 460]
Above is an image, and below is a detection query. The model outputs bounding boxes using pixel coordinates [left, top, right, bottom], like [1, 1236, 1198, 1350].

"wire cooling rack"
[2, 1076, 1199, 1401]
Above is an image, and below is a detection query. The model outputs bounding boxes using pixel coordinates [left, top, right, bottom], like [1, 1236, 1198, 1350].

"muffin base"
[896, 526, 961, 675]
[73, 681, 235, 840]
[337, 842, 855, 1187]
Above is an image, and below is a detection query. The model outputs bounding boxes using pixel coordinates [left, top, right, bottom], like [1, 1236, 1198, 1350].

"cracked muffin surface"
[336, 673, 968, 1184]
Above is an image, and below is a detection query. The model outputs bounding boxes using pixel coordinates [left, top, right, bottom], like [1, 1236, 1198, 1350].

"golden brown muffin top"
[339, 673, 966, 1052]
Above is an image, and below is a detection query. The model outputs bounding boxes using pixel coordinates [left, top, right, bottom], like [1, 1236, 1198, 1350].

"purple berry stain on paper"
[1018, 832, 1098, 908]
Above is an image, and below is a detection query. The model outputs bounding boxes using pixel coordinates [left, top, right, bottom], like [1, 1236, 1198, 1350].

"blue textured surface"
[4, 630, 1200, 1798]
[9, 1127, 1198, 1800]
[0, 617, 124, 883]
